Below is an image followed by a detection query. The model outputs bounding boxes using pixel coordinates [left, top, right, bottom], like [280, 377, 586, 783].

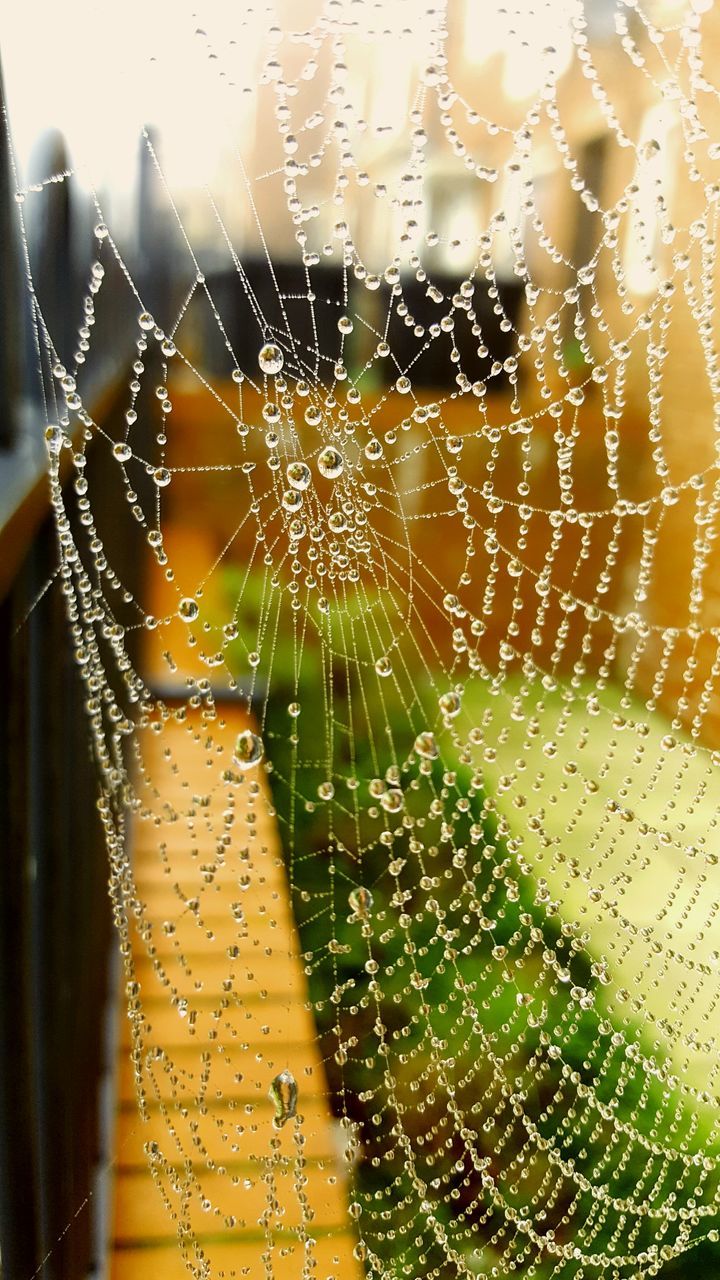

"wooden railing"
[0, 64, 137, 1280]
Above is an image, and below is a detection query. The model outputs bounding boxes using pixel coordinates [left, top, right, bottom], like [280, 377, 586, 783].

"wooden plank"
[110, 1233, 359, 1280]
[119, 997, 317, 1050]
[114, 1100, 341, 1168]
[113, 1164, 350, 1241]
[117, 1041, 327, 1106]
[108, 391, 361, 1280]
[131, 951, 303, 1000]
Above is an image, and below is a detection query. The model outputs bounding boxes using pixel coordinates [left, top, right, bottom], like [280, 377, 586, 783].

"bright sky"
[0, 0, 585, 192]
[1, 1, 253, 192]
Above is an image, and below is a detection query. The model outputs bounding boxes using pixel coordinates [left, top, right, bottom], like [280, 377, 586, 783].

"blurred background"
[2, 2, 719, 1278]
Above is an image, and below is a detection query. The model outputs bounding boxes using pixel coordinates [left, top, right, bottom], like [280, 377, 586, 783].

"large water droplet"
[233, 729, 263, 769]
[178, 598, 199, 622]
[349, 886, 374, 919]
[414, 731, 438, 760]
[439, 691, 461, 718]
[380, 788, 404, 813]
[269, 1069, 297, 1127]
[286, 460, 311, 491]
[258, 342, 284, 375]
[317, 446, 344, 479]
[44, 425, 65, 454]
[113, 441, 132, 463]
[375, 656, 392, 678]
[282, 489, 303, 513]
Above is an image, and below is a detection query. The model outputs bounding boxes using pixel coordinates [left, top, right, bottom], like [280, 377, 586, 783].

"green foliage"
[223, 569, 720, 1278]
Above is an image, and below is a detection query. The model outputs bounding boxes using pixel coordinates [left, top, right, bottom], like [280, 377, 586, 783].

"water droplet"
[138, 311, 155, 331]
[233, 729, 263, 770]
[395, 375, 412, 394]
[439, 691, 461, 718]
[414, 731, 438, 760]
[178, 598, 199, 622]
[365, 438, 383, 461]
[113, 441, 132, 463]
[338, 315, 354, 334]
[640, 138, 661, 160]
[317, 446, 344, 479]
[44, 425, 65, 454]
[154, 467, 171, 487]
[318, 781, 335, 801]
[258, 342, 284, 375]
[423, 64, 442, 87]
[286, 460, 311, 491]
[349, 886, 374, 918]
[375, 656, 392, 678]
[380, 788, 404, 813]
[282, 489, 303, 513]
[269, 1069, 297, 1127]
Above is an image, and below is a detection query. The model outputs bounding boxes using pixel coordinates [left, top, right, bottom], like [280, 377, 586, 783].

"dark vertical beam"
[0, 518, 114, 1280]
[0, 576, 42, 1280]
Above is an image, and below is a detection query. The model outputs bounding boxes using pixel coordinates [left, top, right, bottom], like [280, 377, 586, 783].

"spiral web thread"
[12, 0, 720, 1276]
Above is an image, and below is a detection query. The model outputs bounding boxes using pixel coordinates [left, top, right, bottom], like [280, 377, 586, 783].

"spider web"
[9, 0, 720, 1276]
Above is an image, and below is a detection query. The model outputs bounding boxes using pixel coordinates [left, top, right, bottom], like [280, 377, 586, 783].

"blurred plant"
[223, 565, 720, 1278]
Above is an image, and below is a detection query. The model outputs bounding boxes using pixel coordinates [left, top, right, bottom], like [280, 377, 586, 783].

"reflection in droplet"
[317, 446, 344, 479]
[269, 1069, 298, 1127]
[233, 729, 263, 769]
[45, 425, 65, 454]
[178, 598, 199, 622]
[258, 342, 284, 375]
[282, 489, 303, 513]
[349, 886, 374, 919]
[439, 691, 461, 718]
[380, 788, 404, 813]
[414, 731, 438, 760]
[286, 461, 312, 491]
